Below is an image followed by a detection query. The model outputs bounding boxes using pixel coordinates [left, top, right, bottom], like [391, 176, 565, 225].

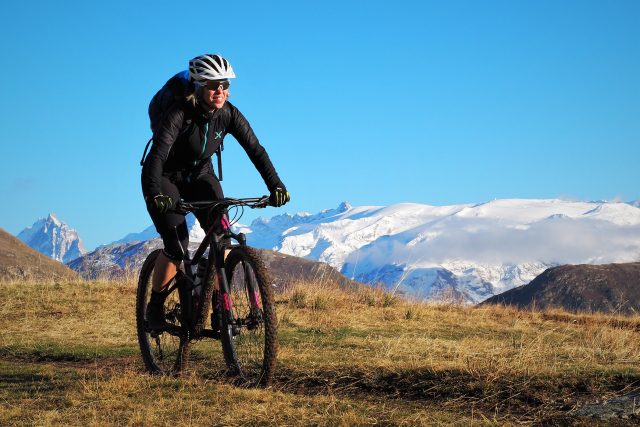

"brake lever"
[171, 200, 191, 215]
[252, 195, 270, 209]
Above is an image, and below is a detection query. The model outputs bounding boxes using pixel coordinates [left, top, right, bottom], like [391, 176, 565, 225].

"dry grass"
[1, 276, 640, 425]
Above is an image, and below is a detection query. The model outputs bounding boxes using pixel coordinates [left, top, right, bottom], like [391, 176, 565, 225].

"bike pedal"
[200, 328, 221, 339]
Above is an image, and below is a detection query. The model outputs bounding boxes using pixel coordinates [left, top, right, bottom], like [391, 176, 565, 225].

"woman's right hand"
[150, 194, 174, 213]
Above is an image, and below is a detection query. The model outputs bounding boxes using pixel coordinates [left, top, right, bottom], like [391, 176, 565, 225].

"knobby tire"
[136, 249, 190, 375]
[219, 246, 278, 387]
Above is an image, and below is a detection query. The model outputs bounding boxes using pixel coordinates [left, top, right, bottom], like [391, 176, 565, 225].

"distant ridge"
[0, 228, 78, 281]
[68, 236, 361, 289]
[482, 262, 640, 315]
[67, 239, 163, 279]
[258, 249, 362, 290]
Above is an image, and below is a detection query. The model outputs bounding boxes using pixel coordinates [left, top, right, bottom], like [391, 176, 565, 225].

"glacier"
[240, 199, 640, 303]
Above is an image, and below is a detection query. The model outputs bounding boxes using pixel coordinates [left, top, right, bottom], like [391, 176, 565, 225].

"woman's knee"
[159, 221, 190, 261]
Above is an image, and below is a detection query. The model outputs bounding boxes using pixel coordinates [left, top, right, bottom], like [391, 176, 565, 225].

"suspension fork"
[212, 234, 235, 326]
[226, 230, 260, 310]
[243, 262, 262, 310]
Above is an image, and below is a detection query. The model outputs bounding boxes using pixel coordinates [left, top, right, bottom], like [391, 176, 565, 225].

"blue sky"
[0, 0, 638, 250]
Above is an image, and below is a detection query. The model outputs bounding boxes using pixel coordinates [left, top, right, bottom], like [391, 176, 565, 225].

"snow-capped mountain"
[244, 199, 640, 303]
[17, 213, 85, 263]
[68, 199, 640, 304]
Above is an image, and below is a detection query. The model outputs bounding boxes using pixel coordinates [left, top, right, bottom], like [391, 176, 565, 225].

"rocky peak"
[47, 213, 61, 226]
[337, 201, 352, 212]
[17, 213, 86, 263]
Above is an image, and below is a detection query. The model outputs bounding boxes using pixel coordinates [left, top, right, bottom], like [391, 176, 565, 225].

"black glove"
[269, 186, 290, 207]
[149, 194, 173, 213]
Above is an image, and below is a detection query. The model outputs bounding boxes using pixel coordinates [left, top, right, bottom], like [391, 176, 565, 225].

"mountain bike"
[135, 196, 277, 387]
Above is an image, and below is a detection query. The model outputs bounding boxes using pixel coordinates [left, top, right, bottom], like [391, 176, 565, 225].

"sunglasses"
[204, 80, 230, 91]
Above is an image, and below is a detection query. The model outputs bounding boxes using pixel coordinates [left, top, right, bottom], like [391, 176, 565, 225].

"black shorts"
[146, 172, 224, 261]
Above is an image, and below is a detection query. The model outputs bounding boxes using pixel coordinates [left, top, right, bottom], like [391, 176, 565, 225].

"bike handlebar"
[172, 196, 271, 215]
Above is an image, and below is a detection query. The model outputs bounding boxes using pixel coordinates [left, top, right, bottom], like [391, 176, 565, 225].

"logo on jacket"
[215, 131, 222, 139]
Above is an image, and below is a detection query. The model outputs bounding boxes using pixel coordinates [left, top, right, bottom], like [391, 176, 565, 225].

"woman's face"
[200, 81, 229, 110]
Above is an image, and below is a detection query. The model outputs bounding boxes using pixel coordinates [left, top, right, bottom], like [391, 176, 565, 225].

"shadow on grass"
[274, 364, 640, 422]
[0, 370, 62, 393]
[3, 342, 640, 423]
[0, 344, 137, 364]
[0, 361, 77, 410]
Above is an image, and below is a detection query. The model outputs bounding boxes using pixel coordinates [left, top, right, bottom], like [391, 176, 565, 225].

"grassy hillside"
[0, 228, 78, 282]
[1, 276, 640, 425]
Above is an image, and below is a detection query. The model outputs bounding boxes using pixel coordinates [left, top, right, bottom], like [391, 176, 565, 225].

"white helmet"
[189, 54, 236, 84]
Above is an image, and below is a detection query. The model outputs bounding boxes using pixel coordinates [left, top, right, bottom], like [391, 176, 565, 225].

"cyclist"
[141, 53, 290, 330]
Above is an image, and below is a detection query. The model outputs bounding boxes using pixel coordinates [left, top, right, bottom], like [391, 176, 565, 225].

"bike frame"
[163, 197, 268, 339]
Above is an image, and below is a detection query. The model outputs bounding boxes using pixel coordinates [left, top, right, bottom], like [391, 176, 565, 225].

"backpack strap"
[216, 142, 223, 181]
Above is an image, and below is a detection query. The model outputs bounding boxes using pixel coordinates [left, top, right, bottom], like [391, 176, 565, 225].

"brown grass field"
[1, 275, 640, 426]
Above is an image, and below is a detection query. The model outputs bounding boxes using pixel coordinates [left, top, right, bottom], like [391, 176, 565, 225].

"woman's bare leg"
[152, 252, 180, 292]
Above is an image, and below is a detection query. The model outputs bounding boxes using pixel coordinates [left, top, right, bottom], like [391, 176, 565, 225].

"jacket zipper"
[194, 122, 209, 166]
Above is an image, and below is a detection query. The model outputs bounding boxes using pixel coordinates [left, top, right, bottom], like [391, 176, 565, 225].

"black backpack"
[140, 71, 224, 179]
[149, 71, 190, 135]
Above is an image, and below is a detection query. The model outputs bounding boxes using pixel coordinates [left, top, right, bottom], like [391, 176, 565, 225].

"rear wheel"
[136, 250, 190, 375]
[219, 246, 277, 386]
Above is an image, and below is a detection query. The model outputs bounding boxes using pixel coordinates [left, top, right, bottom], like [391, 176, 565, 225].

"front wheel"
[219, 246, 278, 386]
[136, 249, 190, 375]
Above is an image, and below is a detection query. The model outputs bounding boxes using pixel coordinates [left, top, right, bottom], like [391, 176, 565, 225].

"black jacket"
[141, 99, 283, 198]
